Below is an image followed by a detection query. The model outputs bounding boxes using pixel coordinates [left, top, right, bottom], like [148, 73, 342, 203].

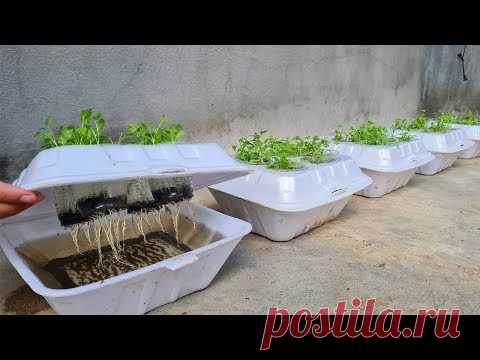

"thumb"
[0, 181, 43, 204]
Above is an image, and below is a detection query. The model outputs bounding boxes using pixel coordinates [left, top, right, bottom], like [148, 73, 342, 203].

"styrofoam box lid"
[330, 138, 435, 173]
[452, 124, 480, 141]
[13, 144, 250, 191]
[410, 128, 475, 154]
[209, 155, 372, 212]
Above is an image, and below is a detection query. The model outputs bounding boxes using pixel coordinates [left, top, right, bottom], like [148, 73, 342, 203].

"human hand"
[0, 181, 44, 219]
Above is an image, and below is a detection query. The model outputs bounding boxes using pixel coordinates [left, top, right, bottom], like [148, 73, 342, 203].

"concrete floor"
[1, 158, 480, 315]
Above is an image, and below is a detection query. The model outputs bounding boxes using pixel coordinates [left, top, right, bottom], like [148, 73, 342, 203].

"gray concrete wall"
[421, 45, 480, 115]
[0, 45, 428, 183]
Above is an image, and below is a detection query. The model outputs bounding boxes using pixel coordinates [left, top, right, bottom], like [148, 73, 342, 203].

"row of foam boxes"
[0, 125, 477, 315]
[209, 124, 479, 241]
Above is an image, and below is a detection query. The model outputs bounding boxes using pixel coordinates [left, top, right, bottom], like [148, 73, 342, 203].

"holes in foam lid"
[177, 145, 200, 159]
[104, 146, 138, 162]
[144, 146, 168, 160]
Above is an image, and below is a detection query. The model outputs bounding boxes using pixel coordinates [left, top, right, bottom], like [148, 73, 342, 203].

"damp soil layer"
[45, 231, 192, 288]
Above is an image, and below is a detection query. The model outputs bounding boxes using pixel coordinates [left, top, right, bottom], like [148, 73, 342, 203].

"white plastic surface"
[453, 124, 480, 159]
[330, 139, 434, 173]
[415, 153, 459, 176]
[410, 128, 474, 154]
[13, 144, 250, 191]
[356, 168, 417, 198]
[0, 203, 252, 315]
[459, 142, 480, 159]
[208, 156, 372, 241]
[411, 129, 474, 175]
[330, 139, 434, 197]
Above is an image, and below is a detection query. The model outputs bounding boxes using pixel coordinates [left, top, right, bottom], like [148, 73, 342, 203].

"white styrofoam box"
[0, 203, 252, 315]
[459, 142, 480, 159]
[0, 143, 253, 314]
[355, 168, 417, 198]
[411, 129, 475, 175]
[13, 143, 251, 191]
[208, 156, 372, 241]
[415, 153, 459, 176]
[330, 139, 434, 198]
[453, 124, 480, 159]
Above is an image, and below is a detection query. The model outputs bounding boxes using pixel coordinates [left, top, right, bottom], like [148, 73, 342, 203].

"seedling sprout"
[233, 131, 331, 170]
[334, 119, 412, 145]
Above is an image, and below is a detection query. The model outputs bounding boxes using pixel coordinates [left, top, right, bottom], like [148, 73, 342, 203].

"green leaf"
[33, 108, 112, 148]
[122, 116, 184, 145]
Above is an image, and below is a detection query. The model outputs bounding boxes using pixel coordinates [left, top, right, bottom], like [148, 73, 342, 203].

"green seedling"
[34, 108, 112, 149]
[335, 119, 411, 145]
[459, 111, 480, 125]
[119, 115, 184, 144]
[266, 155, 303, 170]
[292, 136, 330, 163]
[394, 110, 450, 133]
[438, 111, 480, 126]
[233, 131, 330, 170]
[436, 112, 460, 125]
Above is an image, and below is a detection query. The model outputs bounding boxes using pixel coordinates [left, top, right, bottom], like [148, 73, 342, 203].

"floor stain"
[3, 285, 49, 315]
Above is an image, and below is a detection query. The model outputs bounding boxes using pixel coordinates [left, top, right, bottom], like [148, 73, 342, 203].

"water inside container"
[15, 207, 223, 289]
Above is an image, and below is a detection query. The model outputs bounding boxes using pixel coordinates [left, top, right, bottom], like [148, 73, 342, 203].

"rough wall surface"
[0, 45, 427, 183]
[422, 45, 480, 115]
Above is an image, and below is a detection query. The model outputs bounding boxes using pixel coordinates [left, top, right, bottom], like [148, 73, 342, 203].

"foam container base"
[209, 156, 372, 242]
[0, 203, 251, 315]
[415, 152, 459, 175]
[355, 168, 417, 198]
[459, 141, 480, 159]
[331, 140, 434, 198]
[410, 128, 474, 175]
[453, 124, 480, 159]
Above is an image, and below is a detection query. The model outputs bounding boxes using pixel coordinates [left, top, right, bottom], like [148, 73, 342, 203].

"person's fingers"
[0, 202, 33, 219]
[0, 182, 43, 204]
[34, 191, 45, 202]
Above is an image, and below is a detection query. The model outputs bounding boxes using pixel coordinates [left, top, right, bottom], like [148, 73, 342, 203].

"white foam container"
[209, 156, 372, 242]
[452, 124, 480, 159]
[0, 202, 251, 315]
[0, 144, 252, 315]
[410, 129, 475, 175]
[12, 143, 250, 191]
[330, 139, 434, 198]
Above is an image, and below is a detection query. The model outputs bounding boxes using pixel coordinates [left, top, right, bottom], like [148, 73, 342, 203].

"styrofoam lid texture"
[451, 124, 480, 141]
[209, 155, 372, 212]
[13, 144, 251, 191]
[410, 128, 475, 154]
[330, 138, 435, 173]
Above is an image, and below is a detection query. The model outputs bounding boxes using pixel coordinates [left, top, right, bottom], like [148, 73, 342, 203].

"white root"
[133, 212, 146, 241]
[63, 179, 195, 267]
[69, 225, 81, 253]
[152, 208, 166, 233]
[92, 216, 103, 266]
[167, 202, 181, 244]
[187, 202, 196, 231]
[142, 209, 153, 233]
[82, 225, 93, 246]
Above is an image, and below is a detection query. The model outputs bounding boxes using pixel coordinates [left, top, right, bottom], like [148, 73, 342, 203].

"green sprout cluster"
[233, 131, 331, 170]
[334, 119, 412, 145]
[118, 115, 184, 145]
[437, 111, 480, 126]
[34, 109, 112, 149]
[393, 110, 450, 133]
[34, 109, 184, 149]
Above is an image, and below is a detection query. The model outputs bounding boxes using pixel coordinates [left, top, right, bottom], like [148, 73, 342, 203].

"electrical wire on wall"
[457, 45, 468, 81]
